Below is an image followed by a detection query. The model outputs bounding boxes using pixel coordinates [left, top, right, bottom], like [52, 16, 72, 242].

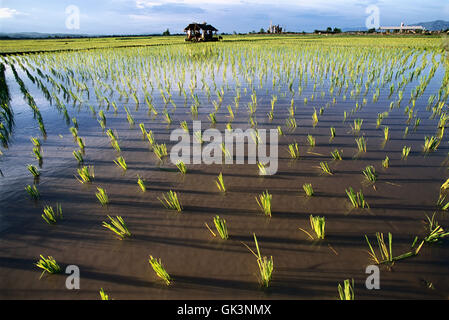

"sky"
[0, 0, 448, 35]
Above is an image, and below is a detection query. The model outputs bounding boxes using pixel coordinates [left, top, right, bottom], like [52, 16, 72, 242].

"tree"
[162, 28, 170, 36]
[259, 28, 265, 34]
[326, 27, 332, 33]
[333, 27, 342, 33]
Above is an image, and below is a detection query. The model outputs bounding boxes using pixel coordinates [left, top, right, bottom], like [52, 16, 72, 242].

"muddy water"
[1, 51, 449, 299]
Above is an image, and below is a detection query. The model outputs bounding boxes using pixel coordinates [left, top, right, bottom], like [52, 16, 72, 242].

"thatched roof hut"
[184, 23, 218, 33]
[184, 22, 220, 42]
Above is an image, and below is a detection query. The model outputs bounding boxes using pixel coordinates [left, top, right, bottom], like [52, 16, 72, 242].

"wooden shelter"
[184, 22, 221, 42]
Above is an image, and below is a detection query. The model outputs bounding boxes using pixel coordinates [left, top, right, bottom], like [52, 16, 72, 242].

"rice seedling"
[346, 187, 369, 208]
[146, 130, 155, 147]
[383, 126, 390, 141]
[208, 112, 217, 125]
[351, 119, 363, 134]
[102, 215, 131, 240]
[42, 203, 63, 225]
[148, 256, 171, 285]
[331, 149, 342, 161]
[330, 127, 336, 141]
[124, 106, 135, 126]
[114, 156, 128, 172]
[73, 149, 84, 164]
[288, 142, 300, 159]
[163, 110, 172, 125]
[312, 109, 319, 127]
[69, 126, 78, 139]
[299, 215, 325, 240]
[362, 165, 377, 183]
[307, 135, 316, 147]
[401, 146, 411, 160]
[437, 194, 449, 211]
[99, 288, 110, 300]
[33, 147, 43, 163]
[96, 187, 109, 206]
[137, 175, 146, 192]
[207, 215, 229, 240]
[382, 156, 390, 168]
[77, 137, 85, 152]
[139, 123, 147, 139]
[158, 190, 182, 212]
[286, 117, 297, 131]
[30, 137, 41, 149]
[256, 190, 272, 217]
[242, 233, 273, 287]
[27, 164, 40, 177]
[153, 143, 168, 161]
[215, 172, 226, 193]
[277, 126, 283, 136]
[303, 183, 314, 197]
[180, 120, 189, 133]
[355, 137, 367, 153]
[35, 255, 61, 279]
[193, 130, 203, 144]
[76, 166, 94, 183]
[319, 161, 333, 175]
[25, 184, 40, 200]
[176, 161, 187, 174]
[424, 213, 449, 243]
[338, 279, 355, 300]
[441, 178, 449, 191]
[423, 136, 440, 153]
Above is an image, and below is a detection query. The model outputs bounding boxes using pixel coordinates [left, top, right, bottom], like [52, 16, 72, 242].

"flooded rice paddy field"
[1, 40, 449, 299]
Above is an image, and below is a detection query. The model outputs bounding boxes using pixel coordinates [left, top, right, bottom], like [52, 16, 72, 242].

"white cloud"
[0, 7, 21, 19]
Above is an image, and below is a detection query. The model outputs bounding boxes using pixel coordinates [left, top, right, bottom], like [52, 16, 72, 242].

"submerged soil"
[1, 53, 449, 300]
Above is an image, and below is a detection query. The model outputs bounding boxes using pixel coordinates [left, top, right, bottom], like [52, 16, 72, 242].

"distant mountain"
[412, 20, 449, 31]
[0, 32, 91, 39]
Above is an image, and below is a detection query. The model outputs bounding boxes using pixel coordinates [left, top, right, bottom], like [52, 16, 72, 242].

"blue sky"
[0, 0, 448, 35]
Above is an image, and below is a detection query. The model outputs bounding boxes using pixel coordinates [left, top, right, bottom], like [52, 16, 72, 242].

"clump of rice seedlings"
[35, 255, 61, 279]
[180, 120, 189, 133]
[176, 161, 187, 174]
[190, 104, 198, 118]
[42, 203, 63, 224]
[25, 184, 40, 200]
[139, 123, 147, 139]
[286, 117, 297, 131]
[299, 215, 325, 240]
[441, 178, 449, 191]
[362, 165, 377, 183]
[146, 130, 155, 147]
[424, 213, 449, 243]
[114, 156, 127, 172]
[423, 136, 440, 153]
[33, 147, 43, 163]
[102, 215, 131, 240]
[382, 156, 389, 168]
[364, 232, 423, 265]
[215, 172, 226, 193]
[77, 137, 85, 152]
[124, 106, 135, 126]
[69, 126, 78, 139]
[307, 135, 316, 147]
[401, 146, 411, 160]
[27, 164, 40, 177]
[338, 279, 355, 300]
[303, 183, 314, 197]
[288, 142, 300, 159]
[346, 187, 369, 208]
[277, 126, 283, 136]
[148, 256, 171, 285]
[208, 112, 217, 125]
[76, 166, 94, 183]
[73, 150, 84, 164]
[312, 109, 319, 127]
[137, 175, 146, 192]
[31, 137, 41, 149]
[403, 126, 409, 138]
[256, 190, 272, 217]
[96, 187, 109, 206]
[330, 127, 336, 141]
[206, 215, 229, 240]
[331, 149, 342, 161]
[153, 143, 168, 161]
[242, 233, 273, 287]
[163, 110, 172, 125]
[351, 119, 363, 134]
[99, 288, 110, 300]
[319, 161, 333, 175]
[257, 161, 269, 176]
[355, 137, 367, 153]
[383, 126, 390, 141]
[436, 194, 449, 211]
[158, 190, 182, 212]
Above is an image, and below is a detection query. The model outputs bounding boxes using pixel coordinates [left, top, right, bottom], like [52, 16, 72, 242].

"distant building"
[379, 22, 425, 33]
[267, 21, 283, 34]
